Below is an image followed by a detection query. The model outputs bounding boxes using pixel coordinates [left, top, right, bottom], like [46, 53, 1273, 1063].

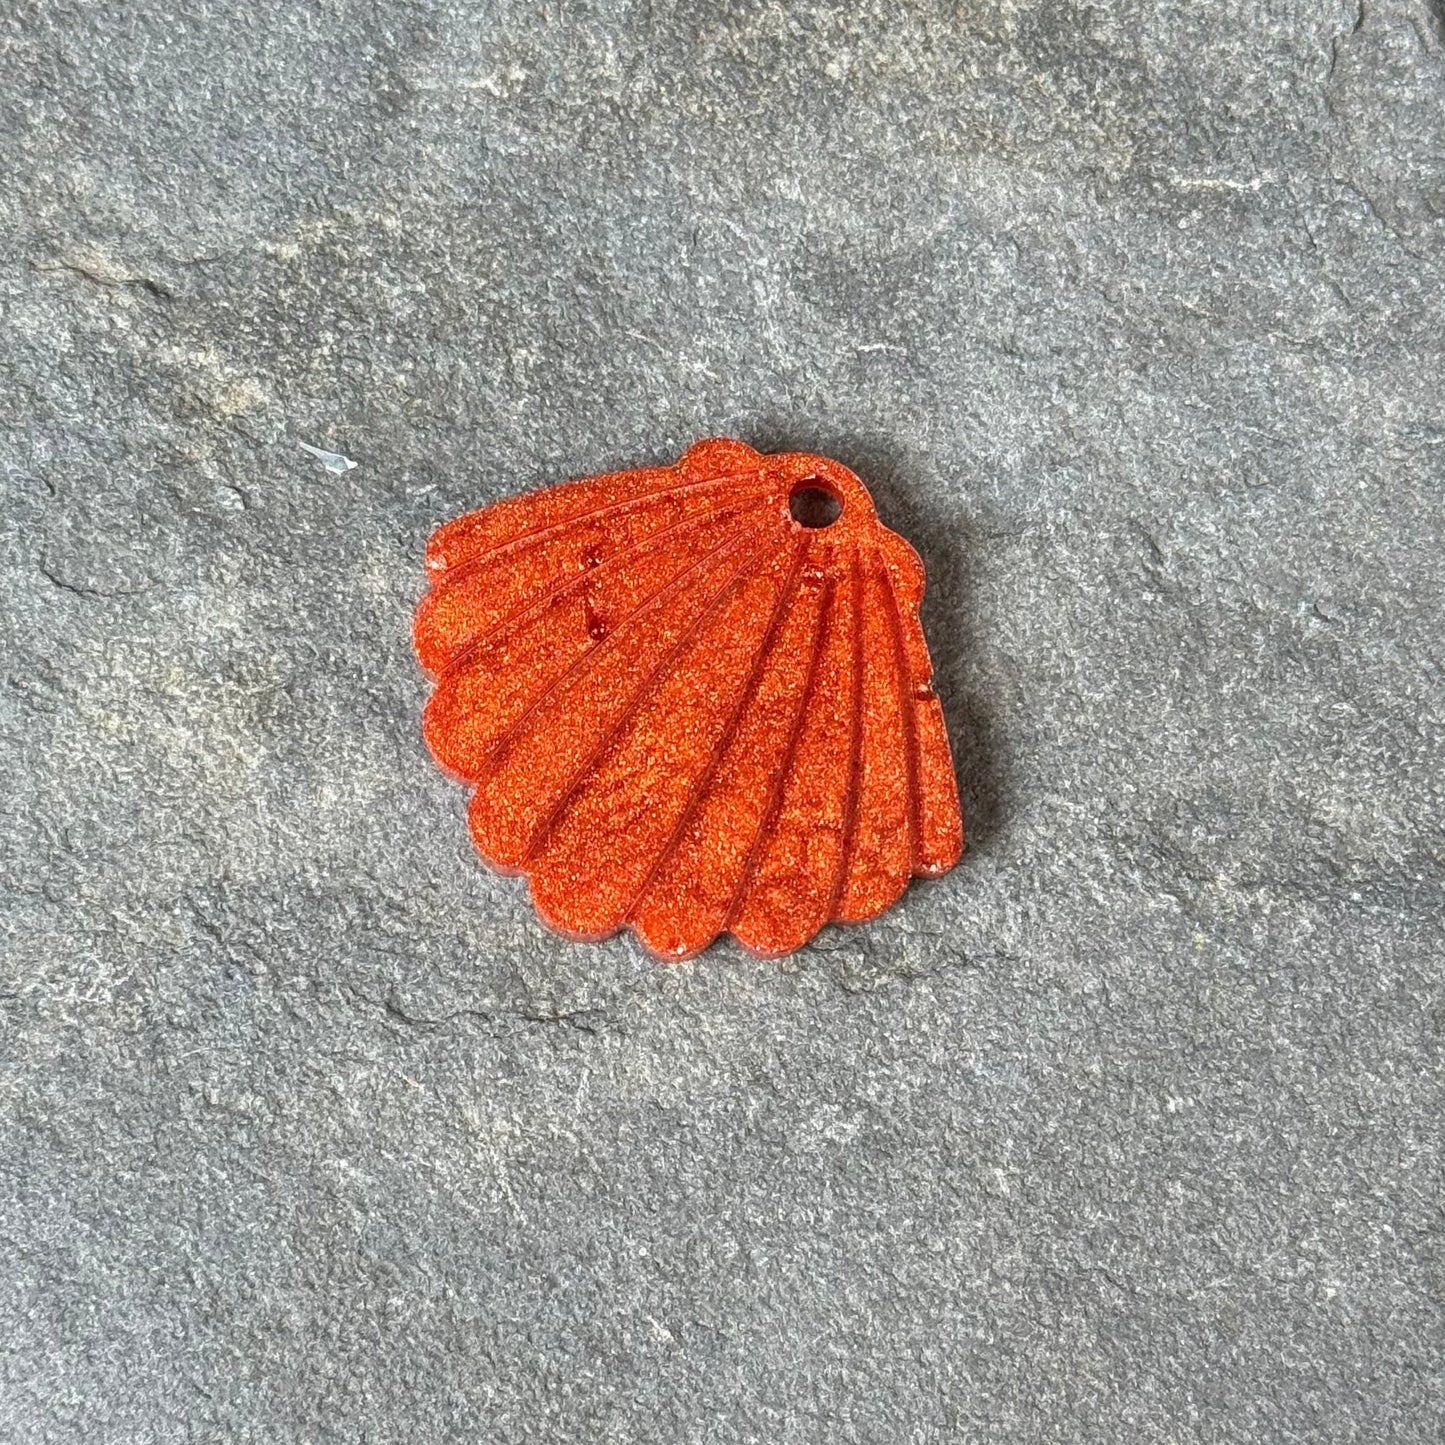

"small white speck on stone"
[297, 439, 358, 474]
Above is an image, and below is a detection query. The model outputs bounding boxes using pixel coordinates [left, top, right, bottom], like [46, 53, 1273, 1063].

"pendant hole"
[789, 480, 843, 529]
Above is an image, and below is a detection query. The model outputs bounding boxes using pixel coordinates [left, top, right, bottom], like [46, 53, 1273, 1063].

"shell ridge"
[427, 491, 775, 685]
[877, 544, 924, 873]
[522, 524, 785, 867]
[433, 468, 769, 584]
[527, 536, 802, 946]
[625, 533, 812, 939]
[482, 517, 772, 776]
[827, 544, 869, 922]
[724, 571, 835, 936]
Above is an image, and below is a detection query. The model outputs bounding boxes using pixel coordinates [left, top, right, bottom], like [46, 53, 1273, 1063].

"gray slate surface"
[2, 2, 1443, 1441]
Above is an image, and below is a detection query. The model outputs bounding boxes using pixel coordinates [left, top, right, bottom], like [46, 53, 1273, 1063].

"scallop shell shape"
[414, 438, 963, 960]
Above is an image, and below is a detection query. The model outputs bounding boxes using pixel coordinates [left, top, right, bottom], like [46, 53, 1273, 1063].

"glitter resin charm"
[414, 438, 963, 959]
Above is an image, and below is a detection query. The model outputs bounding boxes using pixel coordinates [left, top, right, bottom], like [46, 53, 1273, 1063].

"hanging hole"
[788, 479, 843, 529]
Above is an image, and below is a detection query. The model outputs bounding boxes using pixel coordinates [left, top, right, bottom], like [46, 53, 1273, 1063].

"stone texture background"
[2, 2, 1443, 1441]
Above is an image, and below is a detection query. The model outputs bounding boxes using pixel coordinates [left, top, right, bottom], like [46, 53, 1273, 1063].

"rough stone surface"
[2, 2, 1443, 1441]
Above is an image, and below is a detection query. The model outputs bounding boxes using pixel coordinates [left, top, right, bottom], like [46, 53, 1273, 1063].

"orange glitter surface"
[414, 438, 964, 960]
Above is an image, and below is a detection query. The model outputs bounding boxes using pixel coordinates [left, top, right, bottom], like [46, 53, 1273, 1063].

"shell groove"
[414, 438, 963, 959]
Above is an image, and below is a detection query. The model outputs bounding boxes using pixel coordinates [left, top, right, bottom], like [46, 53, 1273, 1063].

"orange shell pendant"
[414, 438, 964, 960]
